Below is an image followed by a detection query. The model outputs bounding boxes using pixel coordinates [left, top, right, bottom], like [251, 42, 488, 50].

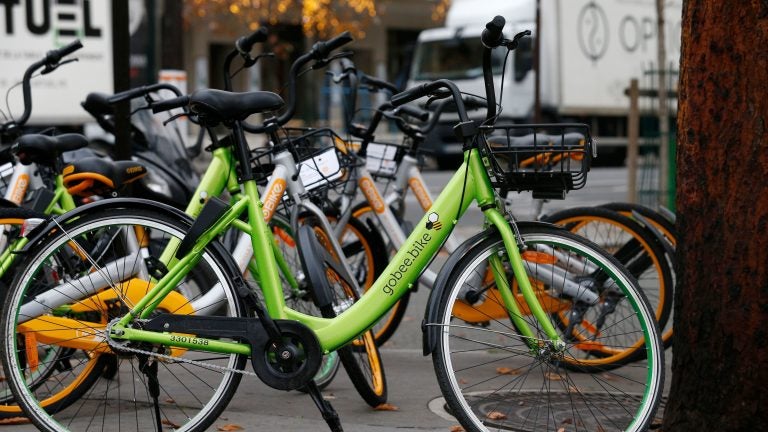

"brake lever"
[162, 112, 189, 126]
[425, 89, 452, 108]
[243, 52, 275, 68]
[41, 58, 79, 75]
[504, 30, 531, 50]
[312, 50, 354, 70]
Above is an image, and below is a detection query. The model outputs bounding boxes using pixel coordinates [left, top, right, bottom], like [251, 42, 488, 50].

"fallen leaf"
[449, 426, 465, 432]
[545, 372, 563, 381]
[486, 411, 508, 420]
[217, 425, 243, 431]
[459, 378, 468, 384]
[496, 367, 521, 375]
[165, 398, 176, 404]
[374, 403, 399, 411]
[0, 417, 30, 425]
[601, 373, 617, 381]
[561, 418, 573, 424]
[162, 419, 181, 429]
[557, 428, 566, 432]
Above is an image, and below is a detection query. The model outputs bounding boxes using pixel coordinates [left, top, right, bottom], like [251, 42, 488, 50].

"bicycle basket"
[480, 123, 593, 199]
[280, 127, 355, 193]
[356, 140, 410, 178]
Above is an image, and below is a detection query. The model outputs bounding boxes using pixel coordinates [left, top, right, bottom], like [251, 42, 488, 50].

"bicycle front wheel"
[432, 224, 664, 432]
[0, 206, 248, 432]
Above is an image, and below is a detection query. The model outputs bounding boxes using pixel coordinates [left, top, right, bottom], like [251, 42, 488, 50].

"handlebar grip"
[152, 95, 189, 113]
[46, 39, 83, 64]
[312, 31, 353, 59]
[396, 105, 429, 122]
[462, 95, 488, 109]
[361, 75, 399, 94]
[236, 27, 269, 54]
[391, 84, 429, 107]
[481, 16, 505, 48]
[107, 86, 149, 104]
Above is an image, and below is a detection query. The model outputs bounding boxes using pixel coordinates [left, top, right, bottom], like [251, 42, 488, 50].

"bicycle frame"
[333, 151, 461, 288]
[0, 165, 76, 276]
[180, 145, 361, 314]
[111, 145, 564, 355]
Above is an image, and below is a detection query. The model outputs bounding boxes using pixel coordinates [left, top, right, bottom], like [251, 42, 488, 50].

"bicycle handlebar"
[152, 95, 190, 114]
[395, 105, 429, 122]
[107, 83, 183, 104]
[311, 32, 353, 60]
[360, 75, 399, 94]
[236, 27, 269, 55]
[7, 39, 83, 129]
[481, 15, 505, 49]
[44, 40, 83, 69]
[242, 31, 354, 133]
[391, 80, 470, 123]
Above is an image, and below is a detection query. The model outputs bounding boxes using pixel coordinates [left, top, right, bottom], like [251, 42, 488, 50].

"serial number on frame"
[170, 335, 210, 346]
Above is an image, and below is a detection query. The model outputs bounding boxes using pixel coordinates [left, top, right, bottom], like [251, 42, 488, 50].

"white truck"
[407, 0, 682, 167]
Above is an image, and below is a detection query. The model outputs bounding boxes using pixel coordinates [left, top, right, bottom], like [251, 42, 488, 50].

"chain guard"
[140, 314, 322, 391]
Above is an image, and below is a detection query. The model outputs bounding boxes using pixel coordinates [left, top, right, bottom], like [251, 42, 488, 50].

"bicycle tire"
[0, 206, 249, 432]
[432, 224, 664, 431]
[296, 217, 388, 407]
[601, 202, 677, 348]
[0, 208, 114, 419]
[350, 202, 413, 346]
[542, 206, 674, 355]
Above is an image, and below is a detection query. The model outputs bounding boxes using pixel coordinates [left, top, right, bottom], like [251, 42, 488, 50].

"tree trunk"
[664, 1, 768, 430]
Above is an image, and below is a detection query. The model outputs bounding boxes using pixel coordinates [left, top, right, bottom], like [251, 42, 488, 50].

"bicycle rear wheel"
[601, 202, 677, 348]
[543, 206, 673, 357]
[0, 206, 248, 432]
[432, 225, 664, 432]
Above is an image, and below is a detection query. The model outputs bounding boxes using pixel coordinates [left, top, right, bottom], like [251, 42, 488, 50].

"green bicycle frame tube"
[0, 174, 74, 280]
[114, 147, 562, 354]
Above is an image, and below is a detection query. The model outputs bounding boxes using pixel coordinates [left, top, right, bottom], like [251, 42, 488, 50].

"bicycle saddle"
[189, 89, 284, 125]
[62, 157, 147, 196]
[14, 133, 89, 166]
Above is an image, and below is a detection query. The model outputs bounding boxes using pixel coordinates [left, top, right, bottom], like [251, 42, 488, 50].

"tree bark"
[664, 1, 768, 430]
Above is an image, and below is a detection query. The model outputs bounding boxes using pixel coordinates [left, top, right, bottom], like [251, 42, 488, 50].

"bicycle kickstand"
[304, 380, 344, 431]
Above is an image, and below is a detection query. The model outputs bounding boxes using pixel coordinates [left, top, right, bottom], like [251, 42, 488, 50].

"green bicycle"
[0, 17, 663, 432]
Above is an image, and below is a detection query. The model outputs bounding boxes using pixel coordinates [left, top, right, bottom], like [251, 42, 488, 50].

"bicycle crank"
[139, 314, 323, 391]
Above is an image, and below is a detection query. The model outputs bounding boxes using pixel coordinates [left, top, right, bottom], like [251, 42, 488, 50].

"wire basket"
[358, 140, 410, 178]
[480, 123, 593, 199]
[250, 127, 356, 194]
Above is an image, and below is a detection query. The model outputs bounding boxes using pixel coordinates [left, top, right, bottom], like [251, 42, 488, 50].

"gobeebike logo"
[408, 178, 432, 210]
[383, 232, 432, 295]
[262, 178, 286, 220]
[577, 2, 609, 62]
[425, 212, 442, 231]
[359, 177, 385, 214]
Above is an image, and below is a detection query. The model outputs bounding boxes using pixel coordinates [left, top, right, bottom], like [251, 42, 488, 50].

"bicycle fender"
[21, 198, 187, 254]
[421, 220, 562, 356]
